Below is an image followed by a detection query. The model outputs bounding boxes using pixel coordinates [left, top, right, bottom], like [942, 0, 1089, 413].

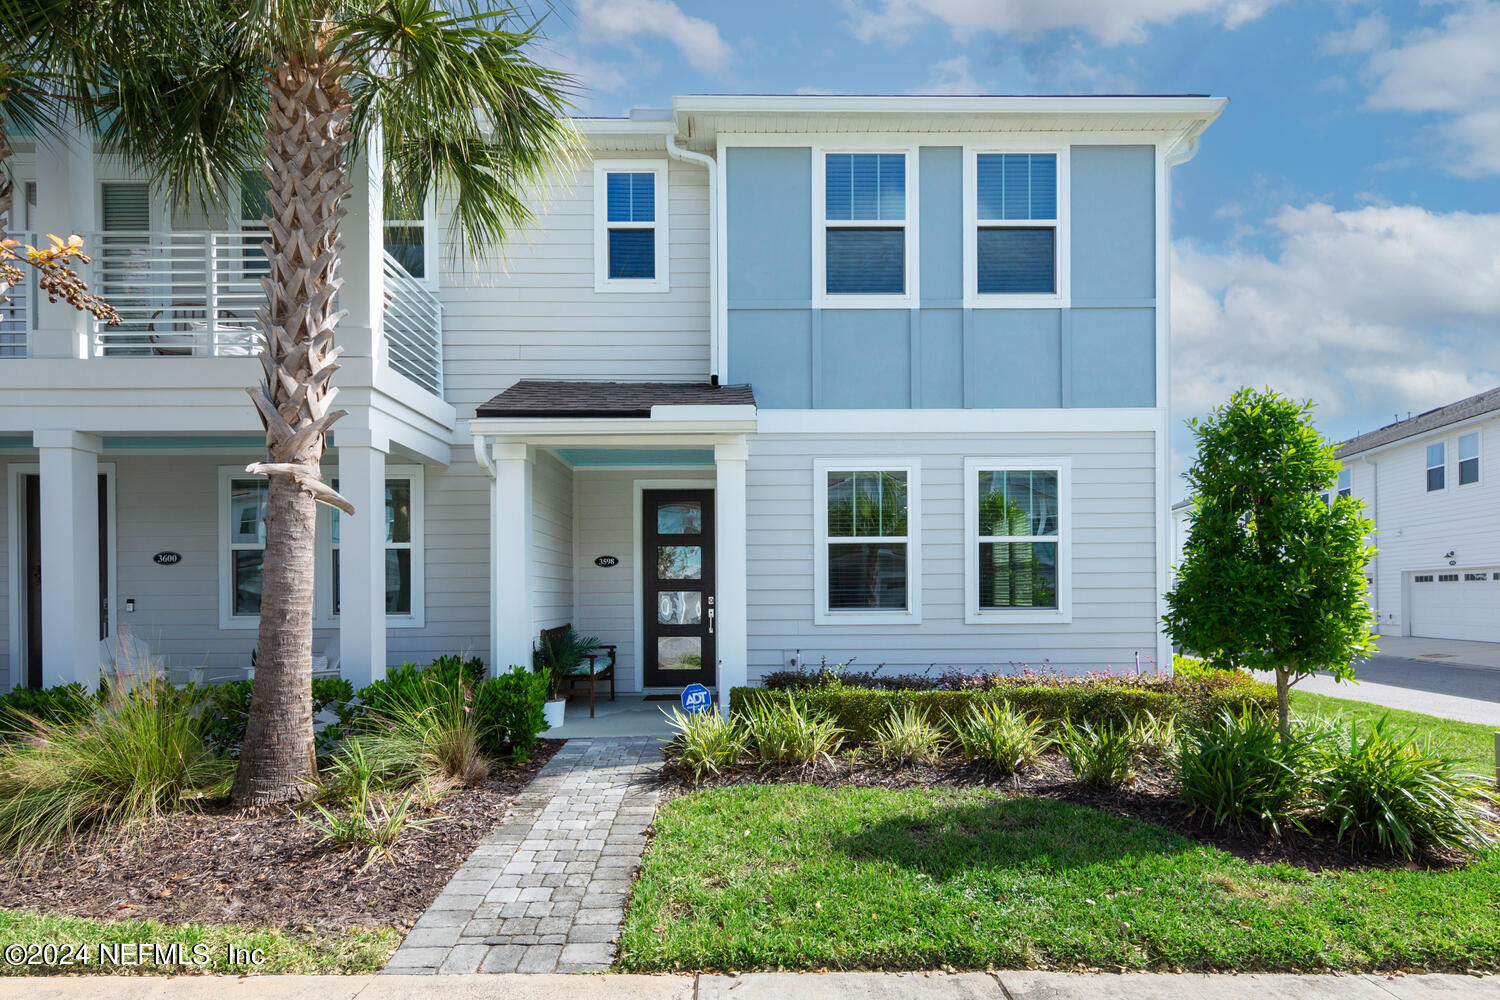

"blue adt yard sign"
[681, 683, 712, 714]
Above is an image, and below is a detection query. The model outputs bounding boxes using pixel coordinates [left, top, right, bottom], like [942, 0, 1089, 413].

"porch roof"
[476, 380, 755, 419]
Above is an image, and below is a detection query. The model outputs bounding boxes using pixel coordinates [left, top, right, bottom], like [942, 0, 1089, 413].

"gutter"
[473, 429, 496, 480]
[663, 136, 721, 384]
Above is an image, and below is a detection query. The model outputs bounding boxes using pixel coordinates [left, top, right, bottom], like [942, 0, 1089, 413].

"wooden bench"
[540, 624, 617, 719]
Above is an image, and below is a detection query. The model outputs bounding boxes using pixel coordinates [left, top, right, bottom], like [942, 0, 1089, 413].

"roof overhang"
[470, 404, 758, 449]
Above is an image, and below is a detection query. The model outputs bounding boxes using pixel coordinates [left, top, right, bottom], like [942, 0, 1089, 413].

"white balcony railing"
[1, 229, 444, 396]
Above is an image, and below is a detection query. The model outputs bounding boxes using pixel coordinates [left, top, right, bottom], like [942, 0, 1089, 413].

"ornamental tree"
[1164, 387, 1377, 735]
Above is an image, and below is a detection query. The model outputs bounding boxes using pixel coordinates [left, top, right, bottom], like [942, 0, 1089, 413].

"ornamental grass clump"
[331, 671, 489, 797]
[1058, 719, 1138, 788]
[1310, 717, 1494, 858]
[948, 702, 1049, 775]
[747, 700, 843, 769]
[0, 680, 230, 854]
[1177, 708, 1314, 836]
[664, 708, 747, 781]
[871, 705, 944, 766]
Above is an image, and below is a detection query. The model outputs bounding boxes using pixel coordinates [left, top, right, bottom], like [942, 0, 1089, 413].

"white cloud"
[574, 0, 731, 73]
[539, 42, 630, 98]
[1337, 2, 1500, 175]
[1172, 202, 1500, 433]
[840, 0, 1281, 47]
[914, 55, 985, 94]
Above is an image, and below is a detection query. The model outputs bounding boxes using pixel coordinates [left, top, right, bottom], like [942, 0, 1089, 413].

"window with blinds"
[101, 183, 150, 231]
[823, 152, 906, 296]
[594, 162, 667, 292]
[974, 153, 1058, 296]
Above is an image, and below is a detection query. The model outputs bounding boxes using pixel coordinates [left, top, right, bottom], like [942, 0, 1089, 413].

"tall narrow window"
[1458, 432, 1480, 485]
[974, 153, 1057, 295]
[1337, 468, 1351, 499]
[226, 478, 268, 616]
[814, 462, 921, 623]
[1426, 442, 1446, 492]
[383, 188, 426, 279]
[331, 476, 416, 616]
[823, 152, 907, 297]
[594, 162, 667, 291]
[966, 459, 1070, 622]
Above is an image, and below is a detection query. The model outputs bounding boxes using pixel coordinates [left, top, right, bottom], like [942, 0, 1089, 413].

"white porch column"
[31, 127, 95, 359]
[335, 427, 389, 688]
[339, 135, 385, 365]
[714, 439, 749, 711]
[489, 441, 533, 675]
[35, 430, 101, 687]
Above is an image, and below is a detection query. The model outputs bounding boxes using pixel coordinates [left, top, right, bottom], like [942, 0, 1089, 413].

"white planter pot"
[542, 698, 567, 730]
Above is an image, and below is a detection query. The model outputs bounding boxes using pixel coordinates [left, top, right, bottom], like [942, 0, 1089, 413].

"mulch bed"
[0, 739, 564, 932]
[656, 751, 1498, 873]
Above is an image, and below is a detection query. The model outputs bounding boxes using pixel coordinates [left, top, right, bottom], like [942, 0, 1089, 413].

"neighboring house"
[1332, 387, 1500, 643]
[0, 94, 1224, 705]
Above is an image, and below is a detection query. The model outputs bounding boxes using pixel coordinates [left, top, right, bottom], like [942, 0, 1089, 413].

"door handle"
[707, 608, 715, 635]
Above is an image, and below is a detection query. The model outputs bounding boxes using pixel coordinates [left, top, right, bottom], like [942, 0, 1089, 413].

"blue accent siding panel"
[969, 310, 1062, 408]
[726, 147, 811, 303]
[917, 309, 963, 407]
[1070, 309, 1155, 407]
[1070, 145, 1156, 300]
[820, 310, 911, 408]
[919, 147, 963, 303]
[556, 448, 713, 467]
[728, 309, 813, 408]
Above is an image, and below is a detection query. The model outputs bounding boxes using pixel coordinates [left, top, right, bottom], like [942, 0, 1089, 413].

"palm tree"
[42, 0, 574, 805]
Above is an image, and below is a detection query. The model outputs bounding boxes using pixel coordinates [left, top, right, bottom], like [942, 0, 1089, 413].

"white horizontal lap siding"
[745, 431, 1161, 678]
[1349, 414, 1500, 637]
[531, 451, 574, 638]
[437, 158, 711, 414]
[572, 468, 714, 694]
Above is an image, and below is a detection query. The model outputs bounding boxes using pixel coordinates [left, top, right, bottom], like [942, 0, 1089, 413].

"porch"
[471, 380, 757, 712]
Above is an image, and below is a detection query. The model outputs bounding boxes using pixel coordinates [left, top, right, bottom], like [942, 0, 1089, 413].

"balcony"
[0, 230, 444, 395]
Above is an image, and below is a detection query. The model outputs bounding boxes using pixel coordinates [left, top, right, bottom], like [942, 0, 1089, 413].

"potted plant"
[533, 627, 601, 728]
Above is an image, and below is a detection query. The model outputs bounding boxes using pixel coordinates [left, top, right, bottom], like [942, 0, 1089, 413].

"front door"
[21, 473, 110, 688]
[642, 489, 715, 688]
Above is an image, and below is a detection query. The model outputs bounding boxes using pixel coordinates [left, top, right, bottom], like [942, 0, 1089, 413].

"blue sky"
[537, 1, 1500, 486]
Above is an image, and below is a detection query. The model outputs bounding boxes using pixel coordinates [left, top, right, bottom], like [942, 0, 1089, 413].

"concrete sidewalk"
[4, 972, 1497, 999]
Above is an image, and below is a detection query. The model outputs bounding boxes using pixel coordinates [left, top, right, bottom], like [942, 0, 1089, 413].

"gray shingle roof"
[1335, 386, 1500, 459]
[476, 380, 756, 419]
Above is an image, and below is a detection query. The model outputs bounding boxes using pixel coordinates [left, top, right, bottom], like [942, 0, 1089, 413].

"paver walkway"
[383, 736, 661, 975]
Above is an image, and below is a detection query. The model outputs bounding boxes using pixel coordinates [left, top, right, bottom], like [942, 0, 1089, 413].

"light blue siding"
[728, 310, 813, 408]
[919, 147, 962, 304]
[1070, 308, 1154, 407]
[821, 310, 910, 408]
[726, 147, 811, 303]
[916, 310, 963, 407]
[1070, 146, 1155, 301]
[970, 310, 1062, 408]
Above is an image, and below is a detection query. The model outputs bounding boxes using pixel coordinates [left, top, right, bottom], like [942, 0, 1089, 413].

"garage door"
[1409, 569, 1500, 642]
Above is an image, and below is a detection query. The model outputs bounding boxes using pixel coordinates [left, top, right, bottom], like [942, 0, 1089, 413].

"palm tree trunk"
[231, 46, 351, 807]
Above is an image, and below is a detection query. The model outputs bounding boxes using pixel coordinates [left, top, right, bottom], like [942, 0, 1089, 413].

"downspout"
[665, 136, 720, 384]
[473, 431, 495, 480]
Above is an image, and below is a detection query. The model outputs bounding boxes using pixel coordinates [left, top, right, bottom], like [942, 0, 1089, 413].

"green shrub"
[0, 681, 230, 853]
[746, 700, 842, 768]
[871, 705, 944, 765]
[1058, 719, 1138, 788]
[1310, 717, 1494, 857]
[0, 684, 97, 738]
[353, 655, 484, 723]
[200, 677, 353, 759]
[474, 669, 549, 760]
[948, 702, 1050, 775]
[1177, 709, 1313, 836]
[664, 709, 747, 781]
[532, 627, 601, 700]
[730, 673, 1272, 744]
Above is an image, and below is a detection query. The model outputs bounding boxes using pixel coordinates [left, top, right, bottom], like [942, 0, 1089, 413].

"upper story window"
[1458, 431, 1480, 485]
[965, 459, 1071, 623]
[384, 189, 428, 281]
[964, 149, 1069, 308]
[1337, 468, 1351, 499]
[813, 461, 922, 624]
[593, 160, 668, 293]
[816, 151, 915, 306]
[1426, 442, 1446, 492]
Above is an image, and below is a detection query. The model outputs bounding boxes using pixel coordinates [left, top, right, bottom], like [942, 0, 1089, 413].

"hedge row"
[729, 673, 1276, 742]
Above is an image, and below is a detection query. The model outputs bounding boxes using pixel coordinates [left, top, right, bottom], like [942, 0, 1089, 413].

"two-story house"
[1332, 387, 1500, 643]
[0, 95, 1224, 706]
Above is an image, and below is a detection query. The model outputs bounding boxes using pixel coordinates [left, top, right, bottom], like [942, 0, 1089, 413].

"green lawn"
[620, 783, 1500, 973]
[0, 909, 399, 975]
[1290, 689, 1497, 772]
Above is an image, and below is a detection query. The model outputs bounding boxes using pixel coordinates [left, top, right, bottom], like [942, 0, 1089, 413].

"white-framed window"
[964, 458, 1071, 624]
[593, 160, 668, 293]
[218, 466, 424, 629]
[813, 148, 918, 308]
[1426, 442, 1446, 492]
[1458, 431, 1480, 486]
[812, 460, 922, 625]
[964, 147, 1069, 308]
[1337, 468, 1351, 499]
[384, 188, 437, 285]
